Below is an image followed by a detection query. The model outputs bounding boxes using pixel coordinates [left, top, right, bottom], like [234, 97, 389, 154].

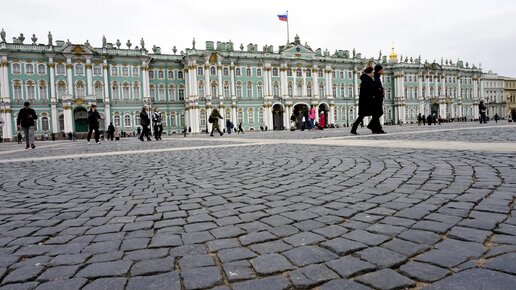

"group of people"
[351, 65, 385, 135]
[137, 106, 163, 141]
[291, 106, 326, 131]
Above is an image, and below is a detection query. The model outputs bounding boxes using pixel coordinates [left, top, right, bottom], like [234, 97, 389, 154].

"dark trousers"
[479, 113, 487, 124]
[107, 132, 114, 141]
[140, 125, 151, 140]
[87, 127, 99, 143]
[153, 124, 163, 140]
[351, 115, 366, 132]
[368, 114, 383, 131]
[210, 127, 222, 136]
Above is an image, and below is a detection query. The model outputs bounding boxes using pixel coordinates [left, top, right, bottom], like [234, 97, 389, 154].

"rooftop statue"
[140, 38, 145, 49]
[0, 28, 5, 42]
[126, 40, 132, 49]
[192, 38, 196, 49]
[48, 31, 52, 45]
[102, 35, 106, 47]
[116, 39, 121, 49]
[19, 33, 25, 43]
[31, 34, 37, 44]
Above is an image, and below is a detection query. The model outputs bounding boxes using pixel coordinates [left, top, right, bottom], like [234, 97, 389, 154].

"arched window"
[258, 108, 264, 124]
[149, 84, 156, 99]
[76, 81, 85, 98]
[210, 66, 216, 76]
[112, 82, 120, 100]
[132, 67, 139, 77]
[26, 80, 35, 99]
[225, 82, 232, 98]
[256, 68, 262, 77]
[225, 108, 231, 120]
[287, 68, 292, 77]
[246, 68, 252, 77]
[332, 84, 337, 98]
[158, 84, 165, 101]
[111, 66, 118, 76]
[348, 85, 353, 99]
[272, 68, 279, 76]
[122, 82, 130, 99]
[114, 114, 121, 126]
[257, 82, 263, 98]
[95, 81, 104, 98]
[56, 63, 65, 75]
[135, 112, 140, 126]
[177, 70, 184, 79]
[197, 67, 204, 75]
[235, 68, 241, 76]
[168, 85, 175, 100]
[211, 83, 217, 98]
[194, 109, 204, 128]
[14, 81, 22, 99]
[340, 84, 345, 99]
[12, 63, 21, 74]
[237, 108, 243, 124]
[93, 65, 102, 76]
[37, 64, 46, 75]
[223, 67, 229, 76]
[306, 70, 311, 77]
[26, 64, 34, 75]
[170, 112, 177, 127]
[248, 108, 254, 124]
[246, 82, 253, 98]
[167, 70, 174, 79]
[41, 116, 49, 131]
[236, 82, 242, 99]
[318, 70, 323, 78]
[75, 64, 84, 75]
[57, 81, 66, 98]
[39, 81, 48, 99]
[319, 82, 325, 97]
[122, 66, 129, 77]
[273, 82, 279, 98]
[132, 82, 140, 99]
[198, 82, 205, 99]
[180, 113, 185, 127]
[296, 68, 302, 77]
[288, 82, 293, 97]
[158, 70, 164, 79]
[307, 83, 312, 98]
[149, 70, 155, 79]
[178, 85, 185, 100]
[124, 115, 131, 127]
[297, 83, 302, 98]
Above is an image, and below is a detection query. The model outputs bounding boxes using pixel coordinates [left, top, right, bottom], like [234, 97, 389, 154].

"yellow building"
[504, 77, 516, 120]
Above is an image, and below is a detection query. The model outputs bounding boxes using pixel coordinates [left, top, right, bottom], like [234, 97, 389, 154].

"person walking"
[309, 105, 316, 130]
[114, 125, 121, 140]
[17, 101, 38, 149]
[17, 132, 23, 144]
[237, 122, 244, 134]
[87, 104, 101, 144]
[479, 101, 487, 124]
[350, 67, 374, 135]
[107, 122, 115, 141]
[209, 108, 224, 136]
[493, 113, 499, 123]
[417, 113, 422, 125]
[369, 65, 386, 134]
[226, 119, 233, 135]
[301, 114, 307, 131]
[152, 107, 163, 140]
[139, 106, 152, 141]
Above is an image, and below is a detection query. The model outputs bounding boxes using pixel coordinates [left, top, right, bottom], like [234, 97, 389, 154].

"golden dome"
[389, 47, 398, 61]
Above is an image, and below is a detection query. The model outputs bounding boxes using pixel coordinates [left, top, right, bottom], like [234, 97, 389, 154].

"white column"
[191, 62, 198, 98]
[66, 58, 73, 97]
[103, 61, 110, 101]
[1, 59, 13, 140]
[313, 68, 319, 99]
[217, 63, 223, 99]
[281, 65, 288, 98]
[302, 69, 307, 97]
[86, 58, 93, 95]
[230, 63, 236, 98]
[204, 64, 210, 98]
[262, 67, 269, 98]
[418, 74, 424, 114]
[267, 66, 273, 97]
[63, 106, 73, 133]
[473, 77, 479, 119]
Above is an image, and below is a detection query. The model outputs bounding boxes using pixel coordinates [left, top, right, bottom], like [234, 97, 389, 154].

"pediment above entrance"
[59, 44, 98, 55]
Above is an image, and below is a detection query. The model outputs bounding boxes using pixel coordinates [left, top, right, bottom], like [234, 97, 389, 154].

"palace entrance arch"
[272, 104, 284, 130]
[74, 107, 88, 132]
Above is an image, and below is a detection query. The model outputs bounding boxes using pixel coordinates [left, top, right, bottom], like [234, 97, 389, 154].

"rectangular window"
[132, 67, 139, 77]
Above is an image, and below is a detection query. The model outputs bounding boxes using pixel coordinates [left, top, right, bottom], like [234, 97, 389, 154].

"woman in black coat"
[139, 106, 152, 141]
[87, 104, 101, 144]
[350, 67, 374, 135]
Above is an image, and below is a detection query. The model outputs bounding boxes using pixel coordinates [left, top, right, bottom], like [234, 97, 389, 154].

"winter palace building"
[0, 30, 500, 140]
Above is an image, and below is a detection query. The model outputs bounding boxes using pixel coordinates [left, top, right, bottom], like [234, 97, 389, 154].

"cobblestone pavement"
[0, 123, 515, 290]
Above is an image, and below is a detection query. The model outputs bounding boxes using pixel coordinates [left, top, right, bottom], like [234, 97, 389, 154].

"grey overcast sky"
[3, 0, 516, 76]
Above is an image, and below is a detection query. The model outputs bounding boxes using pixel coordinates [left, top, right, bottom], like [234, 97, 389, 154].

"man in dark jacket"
[479, 101, 487, 124]
[350, 67, 374, 135]
[107, 122, 115, 141]
[17, 101, 38, 149]
[369, 65, 386, 134]
[87, 104, 101, 144]
[139, 106, 152, 141]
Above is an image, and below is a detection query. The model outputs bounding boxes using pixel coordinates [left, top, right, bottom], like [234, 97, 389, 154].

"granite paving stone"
[356, 268, 416, 290]
[182, 266, 222, 290]
[81, 278, 127, 290]
[250, 253, 295, 274]
[399, 261, 450, 282]
[126, 272, 181, 290]
[423, 268, 516, 290]
[289, 264, 339, 288]
[319, 279, 372, 290]
[325, 256, 376, 278]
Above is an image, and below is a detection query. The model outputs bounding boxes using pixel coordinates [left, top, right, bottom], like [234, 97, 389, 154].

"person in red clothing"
[318, 111, 325, 130]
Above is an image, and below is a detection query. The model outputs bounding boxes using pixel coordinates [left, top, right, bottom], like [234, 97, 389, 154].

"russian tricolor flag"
[277, 14, 288, 22]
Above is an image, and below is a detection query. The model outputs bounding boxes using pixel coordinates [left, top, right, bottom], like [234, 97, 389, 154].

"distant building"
[482, 71, 506, 118]
[504, 77, 516, 120]
[0, 31, 491, 140]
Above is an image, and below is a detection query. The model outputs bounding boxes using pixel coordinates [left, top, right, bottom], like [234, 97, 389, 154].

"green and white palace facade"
[0, 32, 489, 140]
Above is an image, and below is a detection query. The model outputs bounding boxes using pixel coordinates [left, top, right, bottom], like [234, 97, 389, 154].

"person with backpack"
[226, 119, 233, 135]
[209, 108, 224, 136]
[139, 106, 152, 141]
[17, 101, 38, 149]
[87, 104, 102, 144]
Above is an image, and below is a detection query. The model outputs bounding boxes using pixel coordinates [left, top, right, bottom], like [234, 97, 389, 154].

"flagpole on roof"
[286, 10, 289, 44]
